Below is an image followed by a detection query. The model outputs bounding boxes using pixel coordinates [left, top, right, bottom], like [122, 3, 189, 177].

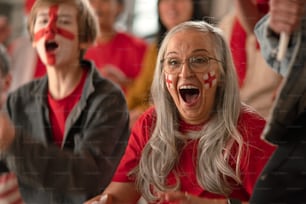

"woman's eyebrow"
[165, 48, 210, 57]
[165, 51, 178, 57]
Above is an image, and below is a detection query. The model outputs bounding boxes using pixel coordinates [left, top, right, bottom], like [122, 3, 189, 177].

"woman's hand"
[158, 191, 228, 204]
[84, 194, 110, 204]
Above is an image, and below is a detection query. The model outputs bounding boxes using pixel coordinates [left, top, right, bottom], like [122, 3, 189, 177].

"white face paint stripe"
[203, 71, 217, 89]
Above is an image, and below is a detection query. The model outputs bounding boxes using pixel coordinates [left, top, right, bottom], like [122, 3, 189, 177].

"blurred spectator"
[0, 15, 11, 47]
[0, 44, 23, 204]
[8, 0, 46, 92]
[218, 0, 283, 118]
[126, 0, 206, 128]
[250, 0, 306, 203]
[0, 44, 11, 109]
[85, 0, 147, 95]
[0, 0, 130, 202]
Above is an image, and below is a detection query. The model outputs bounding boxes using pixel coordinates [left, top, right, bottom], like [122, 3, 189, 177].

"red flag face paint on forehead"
[32, 4, 80, 67]
[34, 5, 75, 42]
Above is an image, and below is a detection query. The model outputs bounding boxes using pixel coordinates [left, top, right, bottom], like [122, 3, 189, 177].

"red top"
[112, 106, 275, 202]
[230, 0, 269, 87]
[47, 68, 88, 147]
[84, 32, 147, 92]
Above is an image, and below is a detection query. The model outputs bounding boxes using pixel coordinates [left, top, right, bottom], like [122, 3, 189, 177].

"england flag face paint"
[33, 5, 75, 43]
[203, 70, 217, 89]
[32, 4, 79, 67]
[165, 73, 175, 89]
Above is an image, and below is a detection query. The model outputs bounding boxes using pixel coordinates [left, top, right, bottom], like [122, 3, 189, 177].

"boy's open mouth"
[45, 40, 58, 52]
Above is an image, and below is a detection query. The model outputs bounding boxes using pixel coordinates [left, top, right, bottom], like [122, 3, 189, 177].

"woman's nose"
[178, 62, 194, 78]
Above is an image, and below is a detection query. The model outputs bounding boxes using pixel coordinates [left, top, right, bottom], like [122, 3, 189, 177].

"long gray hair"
[130, 21, 243, 202]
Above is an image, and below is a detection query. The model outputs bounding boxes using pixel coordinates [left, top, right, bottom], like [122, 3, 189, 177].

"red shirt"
[47, 69, 88, 147]
[230, 0, 269, 87]
[112, 106, 275, 202]
[84, 32, 147, 93]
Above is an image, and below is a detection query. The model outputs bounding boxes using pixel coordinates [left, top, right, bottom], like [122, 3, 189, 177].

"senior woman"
[85, 21, 275, 204]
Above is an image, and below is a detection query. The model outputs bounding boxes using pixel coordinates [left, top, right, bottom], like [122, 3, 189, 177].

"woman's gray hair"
[130, 21, 243, 202]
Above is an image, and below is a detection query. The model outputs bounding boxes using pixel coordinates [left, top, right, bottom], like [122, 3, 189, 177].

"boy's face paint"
[32, 4, 79, 67]
[34, 5, 75, 42]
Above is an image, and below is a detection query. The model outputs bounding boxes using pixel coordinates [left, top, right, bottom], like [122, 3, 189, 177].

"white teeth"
[179, 85, 198, 89]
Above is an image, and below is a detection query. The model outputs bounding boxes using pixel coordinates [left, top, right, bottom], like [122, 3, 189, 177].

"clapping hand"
[84, 194, 110, 204]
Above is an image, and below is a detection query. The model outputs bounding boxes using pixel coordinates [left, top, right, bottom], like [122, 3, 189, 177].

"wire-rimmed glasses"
[161, 55, 222, 75]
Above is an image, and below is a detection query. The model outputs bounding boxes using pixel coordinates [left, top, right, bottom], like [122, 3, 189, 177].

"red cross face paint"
[203, 70, 217, 89]
[32, 4, 79, 67]
[165, 73, 174, 89]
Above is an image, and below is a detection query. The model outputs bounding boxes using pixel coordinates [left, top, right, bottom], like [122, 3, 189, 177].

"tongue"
[185, 94, 198, 104]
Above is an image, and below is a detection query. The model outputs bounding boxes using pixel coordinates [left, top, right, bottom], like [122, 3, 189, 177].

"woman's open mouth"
[179, 85, 200, 105]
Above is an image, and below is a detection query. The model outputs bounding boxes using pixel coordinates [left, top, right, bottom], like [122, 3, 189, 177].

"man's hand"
[269, 0, 306, 34]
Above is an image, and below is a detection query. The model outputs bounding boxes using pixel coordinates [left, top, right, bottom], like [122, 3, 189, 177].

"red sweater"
[113, 106, 275, 202]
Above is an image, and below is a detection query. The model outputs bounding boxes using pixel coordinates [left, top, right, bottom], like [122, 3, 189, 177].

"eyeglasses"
[161, 56, 222, 75]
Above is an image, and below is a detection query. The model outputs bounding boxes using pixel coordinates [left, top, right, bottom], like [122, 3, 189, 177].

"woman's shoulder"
[237, 105, 266, 138]
[136, 106, 156, 124]
[239, 105, 266, 125]
[129, 106, 156, 143]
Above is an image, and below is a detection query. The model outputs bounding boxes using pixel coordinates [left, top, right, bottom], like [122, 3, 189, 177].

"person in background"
[126, 0, 206, 128]
[0, 45, 11, 109]
[0, 0, 129, 203]
[0, 44, 23, 204]
[250, 0, 306, 203]
[0, 15, 11, 47]
[85, 21, 275, 204]
[218, 0, 283, 119]
[8, 0, 46, 92]
[85, 0, 147, 95]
